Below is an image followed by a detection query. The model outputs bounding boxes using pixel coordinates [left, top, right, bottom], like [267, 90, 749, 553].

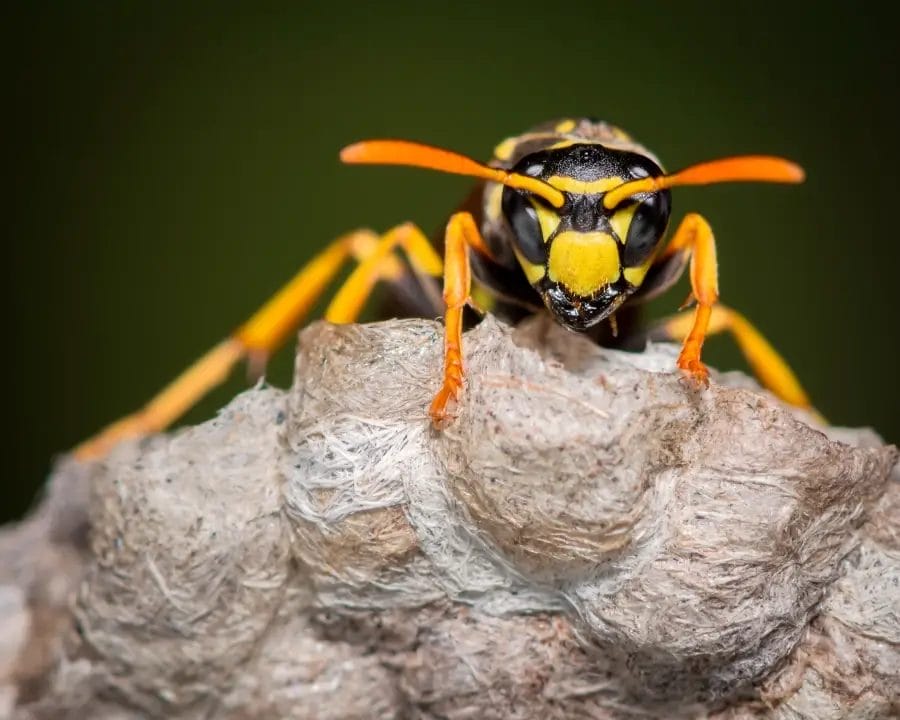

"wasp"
[74, 118, 812, 459]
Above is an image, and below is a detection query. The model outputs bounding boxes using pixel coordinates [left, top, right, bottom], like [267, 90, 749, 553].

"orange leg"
[73, 224, 441, 460]
[655, 212, 720, 385]
[323, 223, 442, 323]
[654, 304, 815, 411]
[428, 211, 485, 428]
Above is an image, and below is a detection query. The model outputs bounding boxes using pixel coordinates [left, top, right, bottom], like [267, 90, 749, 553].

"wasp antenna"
[340, 139, 566, 208]
[602, 155, 805, 209]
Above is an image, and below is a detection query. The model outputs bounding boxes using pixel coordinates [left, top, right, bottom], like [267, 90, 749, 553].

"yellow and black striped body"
[72, 116, 813, 460]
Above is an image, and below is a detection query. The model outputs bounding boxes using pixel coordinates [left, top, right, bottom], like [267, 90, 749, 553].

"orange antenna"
[340, 139, 566, 208]
[602, 155, 805, 209]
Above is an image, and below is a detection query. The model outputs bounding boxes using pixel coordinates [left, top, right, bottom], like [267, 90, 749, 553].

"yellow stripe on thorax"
[493, 137, 519, 161]
[548, 231, 621, 296]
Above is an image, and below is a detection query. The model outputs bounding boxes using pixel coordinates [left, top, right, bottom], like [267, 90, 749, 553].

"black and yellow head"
[500, 142, 671, 330]
[340, 120, 804, 331]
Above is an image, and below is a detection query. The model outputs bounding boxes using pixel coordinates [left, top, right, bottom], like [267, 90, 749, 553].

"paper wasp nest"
[2, 316, 898, 719]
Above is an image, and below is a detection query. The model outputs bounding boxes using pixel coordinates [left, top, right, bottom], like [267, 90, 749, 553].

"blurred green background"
[4, 3, 898, 523]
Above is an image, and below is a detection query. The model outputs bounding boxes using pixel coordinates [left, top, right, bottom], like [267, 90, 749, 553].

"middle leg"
[646, 212, 814, 412]
[73, 223, 441, 460]
[652, 304, 813, 410]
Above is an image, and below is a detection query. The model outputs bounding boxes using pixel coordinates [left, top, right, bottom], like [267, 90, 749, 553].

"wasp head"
[501, 144, 672, 330]
[339, 135, 804, 332]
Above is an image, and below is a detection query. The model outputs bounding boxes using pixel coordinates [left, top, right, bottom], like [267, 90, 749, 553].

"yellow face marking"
[555, 119, 577, 133]
[493, 137, 518, 162]
[513, 247, 546, 285]
[528, 198, 562, 241]
[548, 231, 621, 296]
[546, 175, 623, 195]
[608, 203, 637, 243]
[624, 259, 653, 287]
[486, 183, 504, 221]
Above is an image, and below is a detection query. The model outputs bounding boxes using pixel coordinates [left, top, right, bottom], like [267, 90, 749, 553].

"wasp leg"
[652, 212, 720, 386]
[428, 211, 487, 428]
[652, 304, 814, 411]
[323, 223, 442, 323]
[73, 224, 441, 460]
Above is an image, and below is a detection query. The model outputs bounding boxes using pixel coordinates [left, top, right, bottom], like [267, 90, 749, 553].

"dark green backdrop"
[5, 3, 899, 523]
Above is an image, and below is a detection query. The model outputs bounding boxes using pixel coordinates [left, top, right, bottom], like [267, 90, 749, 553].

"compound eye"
[622, 190, 671, 268]
[501, 187, 547, 265]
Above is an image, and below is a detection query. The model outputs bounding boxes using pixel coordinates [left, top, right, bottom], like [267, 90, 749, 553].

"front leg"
[655, 212, 720, 384]
[429, 211, 487, 428]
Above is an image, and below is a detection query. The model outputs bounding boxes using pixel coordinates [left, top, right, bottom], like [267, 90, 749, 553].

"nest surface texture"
[1, 316, 898, 719]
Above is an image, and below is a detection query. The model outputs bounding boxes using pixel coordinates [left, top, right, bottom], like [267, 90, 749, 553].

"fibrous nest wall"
[1, 315, 898, 719]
